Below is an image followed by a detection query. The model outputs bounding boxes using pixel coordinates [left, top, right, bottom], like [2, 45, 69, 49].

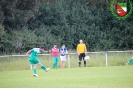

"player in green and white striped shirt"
[25, 46, 50, 77]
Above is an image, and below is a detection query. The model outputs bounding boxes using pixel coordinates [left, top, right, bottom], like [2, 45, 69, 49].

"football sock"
[79, 62, 81, 67]
[33, 68, 36, 74]
[41, 65, 46, 70]
[84, 61, 86, 67]
[128, 58, 133, 64]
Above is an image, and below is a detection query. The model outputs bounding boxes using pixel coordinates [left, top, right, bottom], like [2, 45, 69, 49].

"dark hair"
[40, 46, 44, 49]
[62, 44, 65, 46]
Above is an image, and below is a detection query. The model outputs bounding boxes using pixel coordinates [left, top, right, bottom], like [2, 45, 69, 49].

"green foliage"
[0, 0, 133, 54]
[0, 24, 6, 53]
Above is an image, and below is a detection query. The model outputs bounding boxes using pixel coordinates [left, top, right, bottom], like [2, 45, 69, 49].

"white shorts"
[60, 55, 66, 61]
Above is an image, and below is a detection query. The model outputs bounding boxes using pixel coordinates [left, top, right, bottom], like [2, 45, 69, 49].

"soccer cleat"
[33, 74, 38, 77]
[45, 68, 50, 72]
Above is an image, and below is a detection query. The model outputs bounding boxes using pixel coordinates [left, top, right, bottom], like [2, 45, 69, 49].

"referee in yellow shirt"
[77, 39, 87, 67]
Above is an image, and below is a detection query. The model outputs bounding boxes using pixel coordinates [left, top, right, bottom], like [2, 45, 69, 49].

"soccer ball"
[84, 56, 90, 61]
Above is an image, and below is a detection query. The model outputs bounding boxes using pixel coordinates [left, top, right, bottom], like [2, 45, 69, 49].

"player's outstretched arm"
[41, 49, 49, 53]
[44, 50, 49, 53]
[25, 50, 31, 56]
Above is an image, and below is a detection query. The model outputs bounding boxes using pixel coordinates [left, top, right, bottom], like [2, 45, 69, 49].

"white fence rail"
[0, 50, 131, 69]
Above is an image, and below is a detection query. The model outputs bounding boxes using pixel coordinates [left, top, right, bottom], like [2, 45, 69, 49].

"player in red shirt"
[51, 44, 59, 69]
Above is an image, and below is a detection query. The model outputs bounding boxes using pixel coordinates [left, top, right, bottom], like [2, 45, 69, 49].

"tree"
[0, 24, 6, 54]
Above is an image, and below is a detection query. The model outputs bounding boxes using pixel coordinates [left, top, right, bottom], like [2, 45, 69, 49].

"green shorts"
[29, 57, 40, 65]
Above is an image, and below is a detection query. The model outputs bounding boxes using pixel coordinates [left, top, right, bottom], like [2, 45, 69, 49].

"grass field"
[0, 66, 133, 88]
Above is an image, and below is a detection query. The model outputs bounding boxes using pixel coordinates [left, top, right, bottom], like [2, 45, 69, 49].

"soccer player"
[77, 39, 87, 67]
[60, 44, 68, 68]
[126, 50, 133, 66]
[25, 46, 50, 77]
[51, 44, 59, 69]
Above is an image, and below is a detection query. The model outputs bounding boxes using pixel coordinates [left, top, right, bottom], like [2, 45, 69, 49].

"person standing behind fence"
[126, 50, 133, 66]
[60, 44, 68, 68]
[77, 39, 87, 67]
[51, 44, 59, 69]
[25, 46, 50, 77]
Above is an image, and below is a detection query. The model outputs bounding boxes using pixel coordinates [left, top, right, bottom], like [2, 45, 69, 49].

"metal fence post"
[105, 52, 108, 66]
[68, 54, 70, 68]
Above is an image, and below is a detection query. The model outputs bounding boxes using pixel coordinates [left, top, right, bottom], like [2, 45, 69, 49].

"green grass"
[0, 66, 133, 88]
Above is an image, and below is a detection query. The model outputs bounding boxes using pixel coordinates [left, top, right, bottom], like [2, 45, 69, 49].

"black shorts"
[79, 53, 85, 61]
